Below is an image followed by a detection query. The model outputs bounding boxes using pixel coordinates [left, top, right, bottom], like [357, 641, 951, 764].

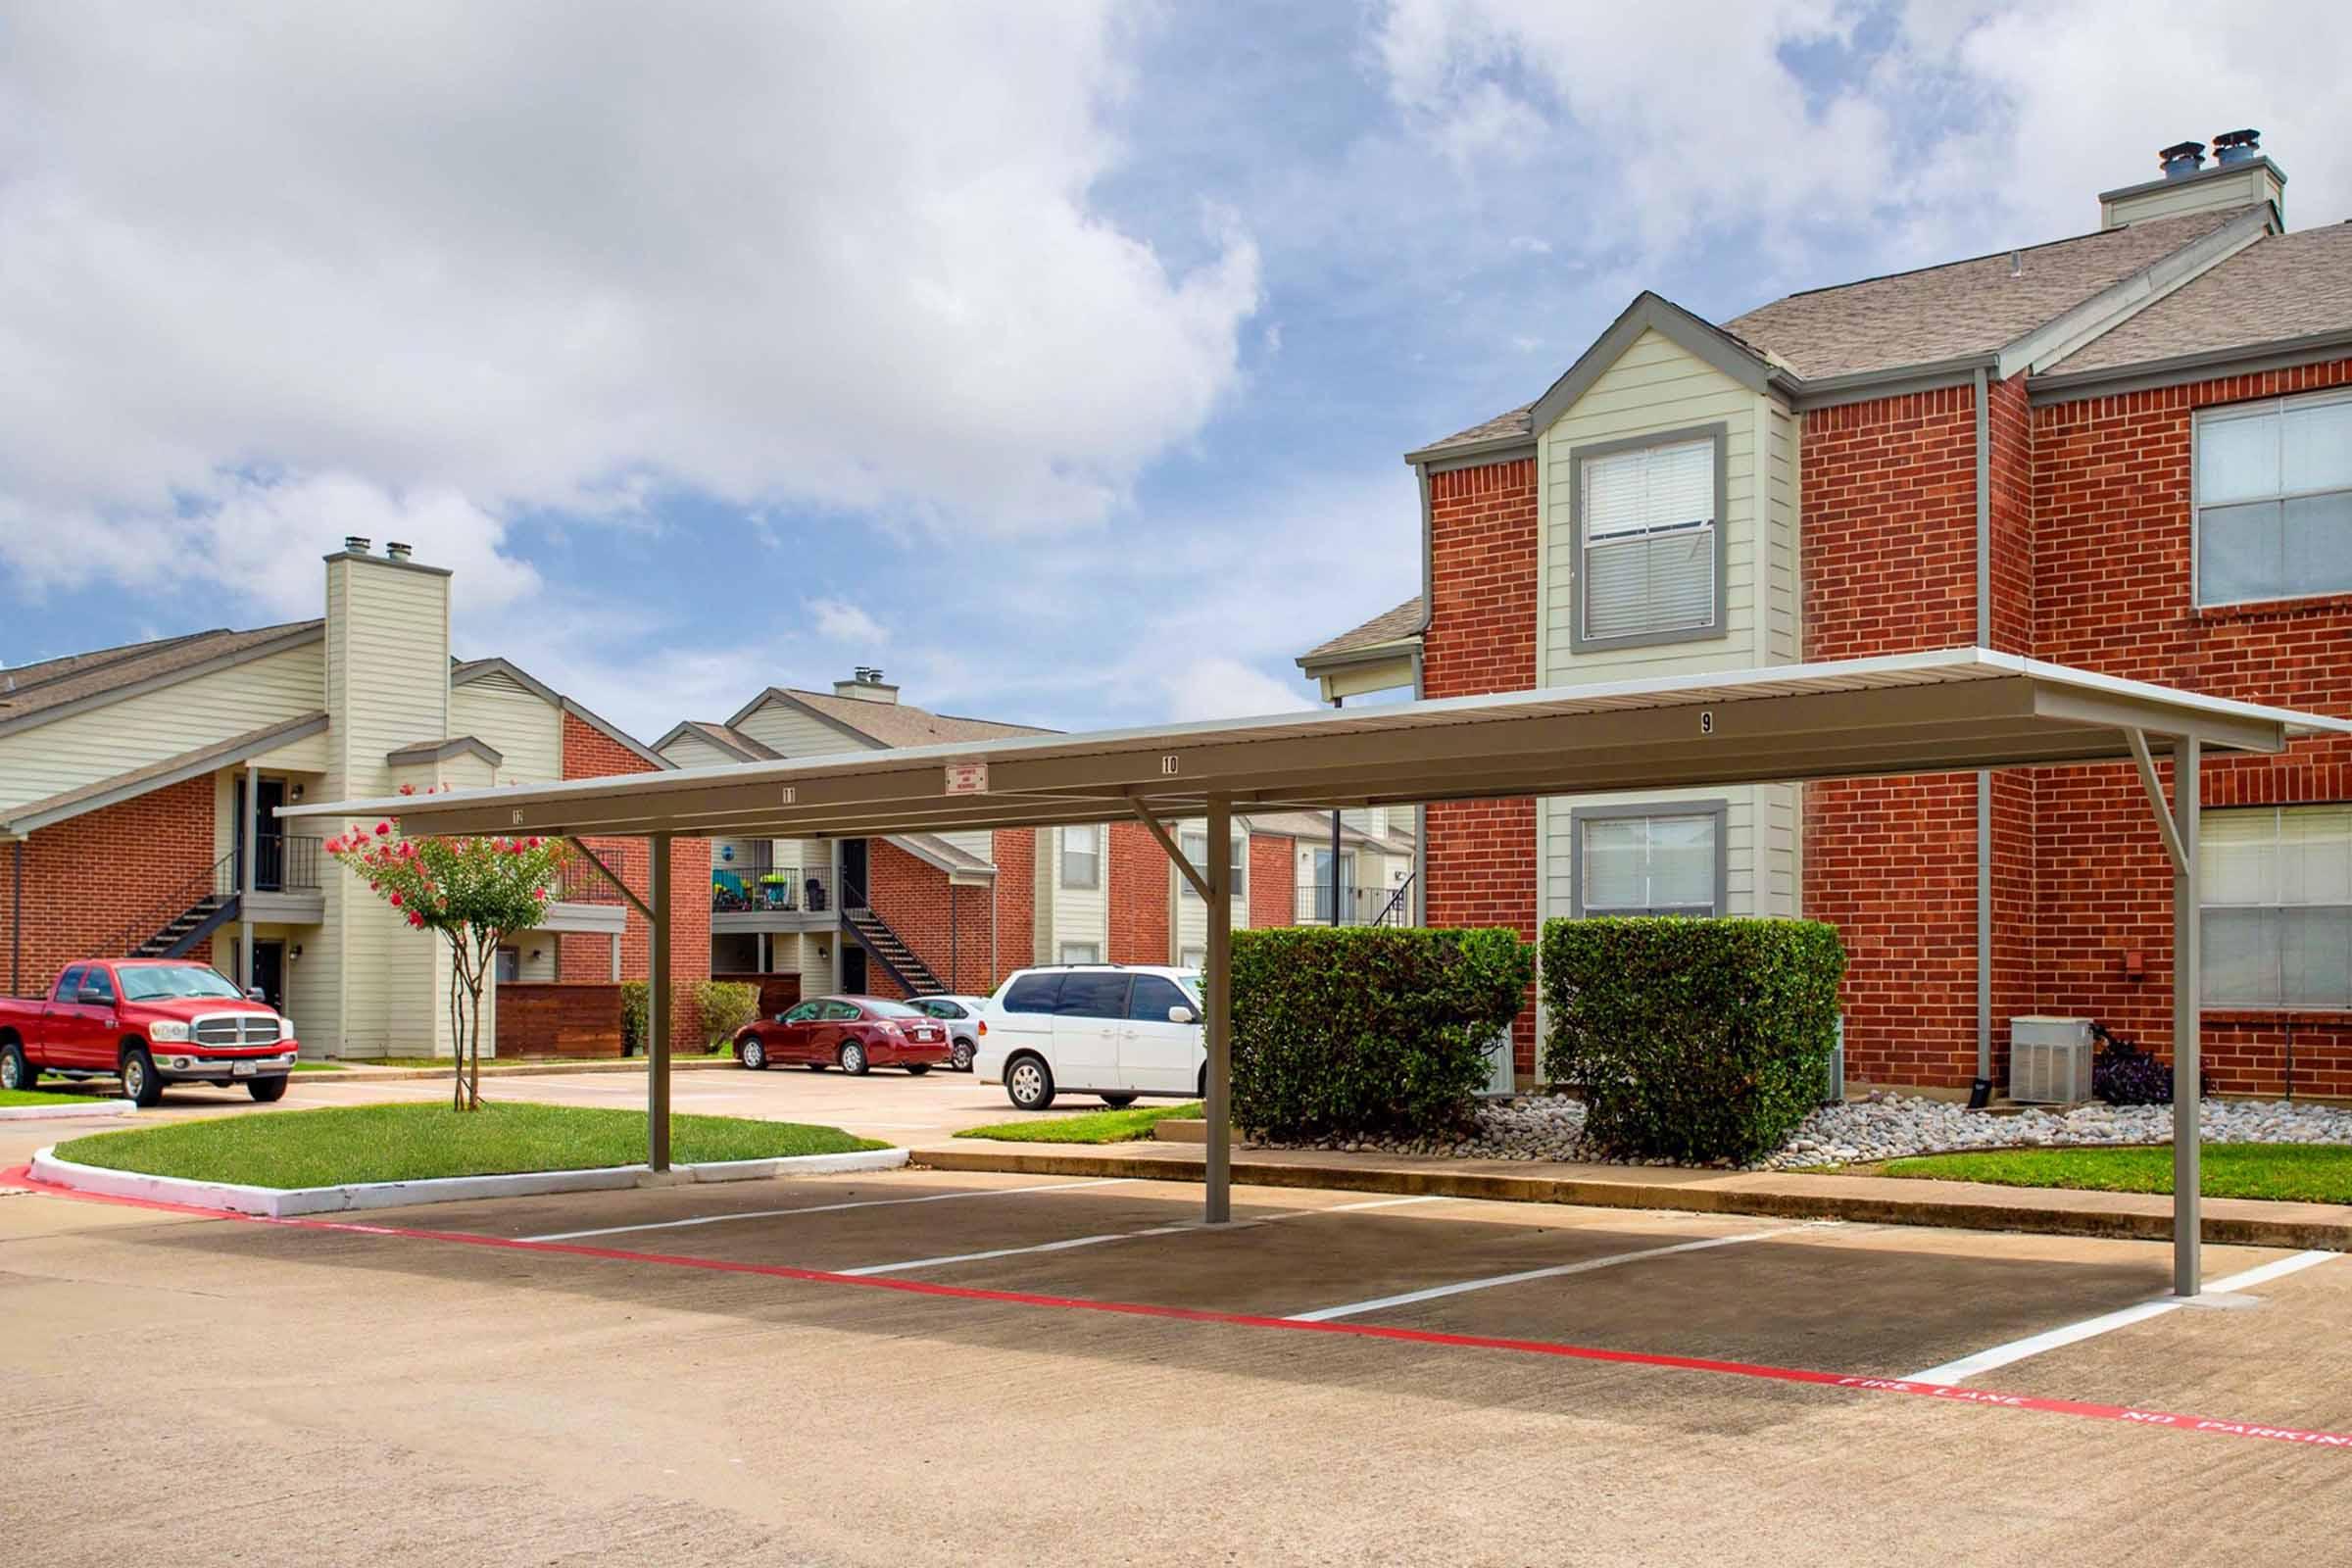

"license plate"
[232, 1060, 258, 1077]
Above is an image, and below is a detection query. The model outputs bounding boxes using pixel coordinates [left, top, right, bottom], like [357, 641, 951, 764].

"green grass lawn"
[0, 1087, 111, 1107]
[956, 1102, 1203, 1145]
[290, 1061, 346, 1072]
[54, 1102, 886, 1188]
[1880, 1143, 2352, 1204]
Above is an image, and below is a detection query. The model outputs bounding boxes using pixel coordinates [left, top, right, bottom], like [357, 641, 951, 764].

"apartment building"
[1307, 129, 2352, 1097]
[659, 674, 1406, 1003]
[0, 541, 708, 1056]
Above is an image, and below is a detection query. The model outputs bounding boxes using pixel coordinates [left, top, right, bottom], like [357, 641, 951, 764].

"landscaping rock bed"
[1247, 1093, 2352, 1172]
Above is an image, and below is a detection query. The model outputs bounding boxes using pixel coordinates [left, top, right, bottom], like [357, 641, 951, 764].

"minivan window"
[1128, 975, 1191, 1021]
[1003, 972, 1065, 1013]
[1056, 971, 1131, 1018]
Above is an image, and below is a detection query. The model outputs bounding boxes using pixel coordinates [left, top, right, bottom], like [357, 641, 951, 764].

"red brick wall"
[1987, 374, 2034, 654]
[2028, 361, 2352, 1094]
[1421, 456, 1543, 1072]
[559, 711, 710, 1049]
[3, 776, 216, 998]
[992, 828, 1035, 983]
[1248, 833, 1293, 931]
[1106, 821, 1169, 964]
[1802, 384, 1980, 660]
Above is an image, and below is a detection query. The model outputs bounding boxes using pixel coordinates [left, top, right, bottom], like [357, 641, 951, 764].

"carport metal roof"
[286, 646, 2352, 1298]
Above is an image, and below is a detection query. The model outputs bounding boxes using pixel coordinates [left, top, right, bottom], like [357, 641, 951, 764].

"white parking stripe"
[839, 1192, 1453, 1276]
[1907, 1249, 2341, 1384]
[518, 1178, 1138, 1243]
[1284, 1227, 1798, 1323]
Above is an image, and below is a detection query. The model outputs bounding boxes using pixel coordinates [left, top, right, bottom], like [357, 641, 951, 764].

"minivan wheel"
[0, 1042, 33, 1091]
[121, 1047, 164, 1108]
[1005, 1054, 1054, 1111]
[839, 1041, 869, 1076]
[1099, 1094, 1137, 1108]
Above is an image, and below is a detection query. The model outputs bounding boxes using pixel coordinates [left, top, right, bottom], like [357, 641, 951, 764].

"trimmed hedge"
[1542, 918, 1844, 1165]
[1231, 926, 1532, 1140]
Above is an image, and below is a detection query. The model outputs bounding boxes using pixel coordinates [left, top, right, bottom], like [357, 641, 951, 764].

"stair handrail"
[1368, 871, 1417, 928]
[841, 905, 944, 997]
[98, 850, 240, 961]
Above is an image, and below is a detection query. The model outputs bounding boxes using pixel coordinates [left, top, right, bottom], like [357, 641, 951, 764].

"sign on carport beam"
[944, 760, 989, 796]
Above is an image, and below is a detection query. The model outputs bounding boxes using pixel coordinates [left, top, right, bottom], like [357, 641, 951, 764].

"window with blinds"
[2197, 391, 2352, 607]
[2202, 805, 2352, 1007]
[1058, 823, 1099, 888]
[1575, 808, 1721, 917]
[1576, 432, 1721, 646]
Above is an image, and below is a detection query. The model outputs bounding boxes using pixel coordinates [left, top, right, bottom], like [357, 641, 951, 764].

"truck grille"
[194, 1015, 280, 1046]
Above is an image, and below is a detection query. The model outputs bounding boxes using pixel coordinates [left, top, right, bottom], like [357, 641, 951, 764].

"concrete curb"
[0, 1100, 138, 1121]
[29, 1145, 907, 1218]
[914, 1145, 2352, 1252]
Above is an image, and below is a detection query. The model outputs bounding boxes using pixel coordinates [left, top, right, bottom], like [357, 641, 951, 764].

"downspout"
[11, 839, 22, 997]
[1409, 461, 1434, 930]
[1974, 366, 1994, 1096]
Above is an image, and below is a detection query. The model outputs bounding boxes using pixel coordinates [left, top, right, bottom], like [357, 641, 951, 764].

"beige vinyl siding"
[1763, 399, 1801, 665]
[2101, 165, 2278, 229]
[1172, 819, 1249, 957]
[323, 558, 453, 1059]
[1049, 823, 1109, 956]
[1539, 785, 1798, 922]
[733, 699, 875, 760]
[0, 639, 325, 815]
[659, 734, 746, 771]
[1539, 328, 1772, 683]
[252, 727, 331, 773]
[452, 674, 563, 785]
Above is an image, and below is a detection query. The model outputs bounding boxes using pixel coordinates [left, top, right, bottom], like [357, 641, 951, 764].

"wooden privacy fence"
[494, 983, 624, 1059]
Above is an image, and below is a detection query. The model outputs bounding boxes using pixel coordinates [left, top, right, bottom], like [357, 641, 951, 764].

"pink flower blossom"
[374, 821, 391, 838]
[388, 892, 403, 907]
[408, 911, 425, 928]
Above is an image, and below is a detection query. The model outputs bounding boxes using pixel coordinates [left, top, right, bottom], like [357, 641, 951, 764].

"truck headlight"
[148, 1021, 191, 1043]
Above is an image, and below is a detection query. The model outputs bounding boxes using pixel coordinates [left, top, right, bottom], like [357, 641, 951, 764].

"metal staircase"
[842, 904, 946, 998]
[106, 852, 242, 960]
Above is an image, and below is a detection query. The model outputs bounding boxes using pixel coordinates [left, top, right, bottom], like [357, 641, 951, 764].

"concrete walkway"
[917, 1136, 2352, 1251]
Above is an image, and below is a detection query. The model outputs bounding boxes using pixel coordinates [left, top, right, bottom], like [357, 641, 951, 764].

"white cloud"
[0, 2, 1262, 599]
[1159, 657, 1319, 721]
[807, 598, 888, 647]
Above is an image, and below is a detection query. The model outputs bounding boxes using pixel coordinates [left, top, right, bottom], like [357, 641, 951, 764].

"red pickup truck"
[0, 958, 300, 1107]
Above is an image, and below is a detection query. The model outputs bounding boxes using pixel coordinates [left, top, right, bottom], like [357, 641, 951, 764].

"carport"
[285, 646, 2352, 1298]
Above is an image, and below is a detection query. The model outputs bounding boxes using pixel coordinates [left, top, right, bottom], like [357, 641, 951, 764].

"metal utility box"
[2010, 1015, 2094, 1103]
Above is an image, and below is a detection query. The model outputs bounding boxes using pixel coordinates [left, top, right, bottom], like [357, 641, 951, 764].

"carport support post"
[2173, 738, 2201, 1298]
[1204, 796, 1233, 1225]
[648, 831, 673, 1173]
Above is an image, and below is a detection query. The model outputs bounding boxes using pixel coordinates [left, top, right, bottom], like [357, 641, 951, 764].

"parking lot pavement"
[4, 1166, 2346, 1566]
[0, 1057, 1054, 1168]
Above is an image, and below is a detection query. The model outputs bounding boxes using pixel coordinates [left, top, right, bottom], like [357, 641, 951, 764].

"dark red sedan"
[732, 994, 953, 1076]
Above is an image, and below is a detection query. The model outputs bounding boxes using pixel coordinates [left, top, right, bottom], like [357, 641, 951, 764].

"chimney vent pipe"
[2159, 140, 2206, 180]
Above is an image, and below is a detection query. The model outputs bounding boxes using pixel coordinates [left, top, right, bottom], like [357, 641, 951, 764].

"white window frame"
[2200, 805, 2352, 1009]
[1058, 823, 1100, 889]
[1569, 423, 1730, 652]
[1180, 947, 1206, 971]
[2194, 388, 2352, 609]
[1568, 801, 1729, 918]
[1178, 828, 1246, 901]
[1056, 942, 1101, 965]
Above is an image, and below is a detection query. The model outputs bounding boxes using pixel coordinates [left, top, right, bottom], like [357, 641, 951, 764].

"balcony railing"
[1295, 878, 1416, 927]
[554, 843, 639, 906]
[713, 865, 834, 914]
[250, 834, 322, 894]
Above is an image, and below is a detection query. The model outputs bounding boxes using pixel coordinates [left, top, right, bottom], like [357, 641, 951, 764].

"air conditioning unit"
[1823, 1015, 1846, 1105]
[2010, 1016, 2093, 1104]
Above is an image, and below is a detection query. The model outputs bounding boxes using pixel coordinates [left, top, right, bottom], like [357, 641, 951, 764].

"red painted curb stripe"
[8, 1167, 2347, 1449]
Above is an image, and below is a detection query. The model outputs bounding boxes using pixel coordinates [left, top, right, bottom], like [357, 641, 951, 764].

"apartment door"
[841, 946, 867, 995]
[840, 839, 869, 907]
[252, 941, 286, 1009]
[233, 778, 289, 890]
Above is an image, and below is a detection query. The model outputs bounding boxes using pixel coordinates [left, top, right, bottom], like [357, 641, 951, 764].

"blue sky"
[4, 2, 2345, 742]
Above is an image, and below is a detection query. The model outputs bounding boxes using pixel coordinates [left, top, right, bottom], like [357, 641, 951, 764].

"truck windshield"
[116, 965, 246, 1003]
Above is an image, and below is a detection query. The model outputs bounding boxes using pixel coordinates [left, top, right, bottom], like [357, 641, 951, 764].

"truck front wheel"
[247, 1075, 289, 1102]
[120, 1046, 164, 1108]
[0, 1042, 33, 1091]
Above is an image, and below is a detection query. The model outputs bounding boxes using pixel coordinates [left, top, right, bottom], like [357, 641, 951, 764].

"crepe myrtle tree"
[323, 785, 570, 1109]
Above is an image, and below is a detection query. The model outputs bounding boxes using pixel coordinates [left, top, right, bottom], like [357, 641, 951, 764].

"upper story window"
[2203, 805, 2352, 1009]
[2196, 390, 2352, 607]
[1571, 425, 1727, 651]
[1178, 829, 1246, 900]
[1570, 803, 1726, 917]
[1058, 824, 1099, 889]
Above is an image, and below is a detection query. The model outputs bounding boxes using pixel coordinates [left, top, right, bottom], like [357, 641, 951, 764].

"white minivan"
[975, 964, 1204, 1111]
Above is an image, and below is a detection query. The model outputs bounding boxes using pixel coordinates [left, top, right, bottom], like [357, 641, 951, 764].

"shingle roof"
[675, 720, 782, 761]
[1298, 597, 1425, 664]
[774, 688, 1055, 749]
[0, 620, 322, 729]
[1411, 404, 1538, 461]
[2045, 220, 2352, 375]
[1725, 205, 2255, 381]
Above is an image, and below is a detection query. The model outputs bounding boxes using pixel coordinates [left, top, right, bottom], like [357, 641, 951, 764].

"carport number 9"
[1699, 710, 1714, 736]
